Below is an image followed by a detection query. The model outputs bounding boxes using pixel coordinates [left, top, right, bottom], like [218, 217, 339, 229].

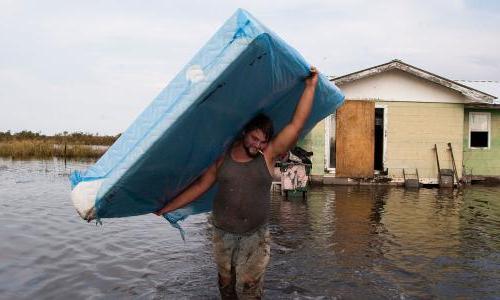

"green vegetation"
[0, 130, 120, 159]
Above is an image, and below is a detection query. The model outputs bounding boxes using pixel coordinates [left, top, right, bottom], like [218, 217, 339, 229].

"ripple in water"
[0, 159, 499, 299]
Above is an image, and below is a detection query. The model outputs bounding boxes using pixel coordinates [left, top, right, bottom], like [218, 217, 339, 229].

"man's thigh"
[235, 227, 271, 283]
[212, 228, 235, 279]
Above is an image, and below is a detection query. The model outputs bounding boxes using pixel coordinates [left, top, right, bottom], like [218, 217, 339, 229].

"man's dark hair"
[243, 113, 274, 142]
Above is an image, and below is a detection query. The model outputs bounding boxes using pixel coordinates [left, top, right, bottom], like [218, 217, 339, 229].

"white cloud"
[0, 0, 499, 134]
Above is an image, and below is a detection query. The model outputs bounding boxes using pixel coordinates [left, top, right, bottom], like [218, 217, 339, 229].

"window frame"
[469, 111, 491, 149]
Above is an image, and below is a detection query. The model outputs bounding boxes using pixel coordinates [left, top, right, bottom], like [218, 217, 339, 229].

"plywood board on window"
[336, 100, 375, 178]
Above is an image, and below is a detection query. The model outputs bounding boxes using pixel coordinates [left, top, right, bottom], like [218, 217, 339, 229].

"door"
[374, 107, 385, 172]
[335, 100, 375, 178]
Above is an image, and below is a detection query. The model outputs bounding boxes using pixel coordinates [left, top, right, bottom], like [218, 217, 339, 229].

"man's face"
[242, 129, 268, 157]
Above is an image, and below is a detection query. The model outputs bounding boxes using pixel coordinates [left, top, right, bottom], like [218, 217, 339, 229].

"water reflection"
[267, 186, 500, 299]
[1, 159, 499, 299]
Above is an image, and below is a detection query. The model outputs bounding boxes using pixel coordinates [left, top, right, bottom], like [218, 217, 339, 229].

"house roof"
[454, 80, 500, 105]
[331, 59, 497, 104]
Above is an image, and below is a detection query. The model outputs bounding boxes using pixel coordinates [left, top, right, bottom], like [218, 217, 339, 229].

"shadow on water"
[0, 159, 499, 299]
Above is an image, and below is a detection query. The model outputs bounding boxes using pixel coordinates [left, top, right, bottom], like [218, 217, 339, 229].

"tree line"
[0, 130, 121, 146]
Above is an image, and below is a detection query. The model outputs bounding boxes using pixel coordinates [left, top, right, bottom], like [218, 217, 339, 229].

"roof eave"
[465, 102, 500, 109]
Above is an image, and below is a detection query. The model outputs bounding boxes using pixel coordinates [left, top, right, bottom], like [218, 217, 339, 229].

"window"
[469, 112, 490, 148]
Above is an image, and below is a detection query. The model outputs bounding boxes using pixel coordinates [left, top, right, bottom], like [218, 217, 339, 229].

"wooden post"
[434, 144, 441, 185]
[448, 142, 461, 187]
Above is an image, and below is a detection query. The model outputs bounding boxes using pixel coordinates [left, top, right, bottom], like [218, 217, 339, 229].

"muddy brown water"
[0, 159, 499, 299]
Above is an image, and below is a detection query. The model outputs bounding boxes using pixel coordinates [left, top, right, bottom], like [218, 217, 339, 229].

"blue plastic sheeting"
[70, 9, 344, 226]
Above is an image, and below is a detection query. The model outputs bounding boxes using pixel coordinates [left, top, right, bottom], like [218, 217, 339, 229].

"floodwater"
[0, 159, 499, 300]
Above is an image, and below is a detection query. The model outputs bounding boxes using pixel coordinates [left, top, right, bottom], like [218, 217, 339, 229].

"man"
[155, 67, 319, 299]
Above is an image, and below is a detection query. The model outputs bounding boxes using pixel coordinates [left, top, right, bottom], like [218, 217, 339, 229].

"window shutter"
[470, 113, 488, 132]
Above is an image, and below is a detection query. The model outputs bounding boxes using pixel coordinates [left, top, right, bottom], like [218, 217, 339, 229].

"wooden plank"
[336, 100, 375, 178]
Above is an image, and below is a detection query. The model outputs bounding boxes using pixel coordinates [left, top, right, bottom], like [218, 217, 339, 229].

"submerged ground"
[0, 159, 499, 299]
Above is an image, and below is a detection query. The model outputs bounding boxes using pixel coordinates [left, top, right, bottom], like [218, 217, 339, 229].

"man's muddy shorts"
[212, 225, 271, 299]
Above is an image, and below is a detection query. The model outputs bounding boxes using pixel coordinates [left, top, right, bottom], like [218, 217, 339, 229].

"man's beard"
[243, 143, 259, 158]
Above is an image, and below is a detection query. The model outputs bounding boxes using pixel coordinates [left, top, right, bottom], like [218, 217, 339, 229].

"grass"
[0, 140, 107, 159]
[0, 130, 119, 145]
[0, 130, 118, 159]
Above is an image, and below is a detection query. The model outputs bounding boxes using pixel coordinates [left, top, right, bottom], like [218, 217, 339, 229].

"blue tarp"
[70, 9, 344, 227]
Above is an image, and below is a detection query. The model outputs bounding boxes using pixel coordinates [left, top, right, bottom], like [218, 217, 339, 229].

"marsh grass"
[1, 131, 119, 144]
[0, 130, 117, 159]
[0, 140, 106, 159]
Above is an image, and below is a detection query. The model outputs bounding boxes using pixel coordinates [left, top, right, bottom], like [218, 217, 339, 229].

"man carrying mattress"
[155, 67, 319, 299]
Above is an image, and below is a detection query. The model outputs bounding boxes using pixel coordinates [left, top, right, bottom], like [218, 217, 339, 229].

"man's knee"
[236, 275, 264, 299]
[218, 273, 237, 300]
[219, 273, 232, 287]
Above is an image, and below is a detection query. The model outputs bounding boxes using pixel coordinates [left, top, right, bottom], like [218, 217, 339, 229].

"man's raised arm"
[265, 67, 319, 160]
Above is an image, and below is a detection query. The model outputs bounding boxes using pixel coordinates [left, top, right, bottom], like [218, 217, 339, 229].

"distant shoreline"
[0, 131, 118, 159]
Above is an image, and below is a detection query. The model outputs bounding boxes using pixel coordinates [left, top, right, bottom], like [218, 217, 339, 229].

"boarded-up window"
[469, 112, 490, 148]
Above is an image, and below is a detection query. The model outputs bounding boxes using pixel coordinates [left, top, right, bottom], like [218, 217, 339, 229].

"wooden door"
[335, 100, 375, 178]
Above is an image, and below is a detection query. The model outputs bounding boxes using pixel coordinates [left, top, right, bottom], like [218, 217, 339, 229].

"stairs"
[403, 168, 419, 188]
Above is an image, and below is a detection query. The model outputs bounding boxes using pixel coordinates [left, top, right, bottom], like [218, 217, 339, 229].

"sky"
[1, 0, 499, 135]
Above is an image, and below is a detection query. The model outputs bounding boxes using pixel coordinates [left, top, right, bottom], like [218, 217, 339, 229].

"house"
[300, 60, 499, 185]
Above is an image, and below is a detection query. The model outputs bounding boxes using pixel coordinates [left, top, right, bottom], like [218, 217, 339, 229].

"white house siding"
[339, 69, 470, 103]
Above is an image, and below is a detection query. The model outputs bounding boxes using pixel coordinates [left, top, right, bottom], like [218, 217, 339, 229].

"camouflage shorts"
[212, 225, 271, 300]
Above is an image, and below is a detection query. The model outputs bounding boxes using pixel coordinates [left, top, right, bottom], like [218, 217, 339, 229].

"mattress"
[70, 9, 344, 228]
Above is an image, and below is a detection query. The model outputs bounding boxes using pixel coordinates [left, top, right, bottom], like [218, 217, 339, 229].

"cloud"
[0, 0, 499, 134]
